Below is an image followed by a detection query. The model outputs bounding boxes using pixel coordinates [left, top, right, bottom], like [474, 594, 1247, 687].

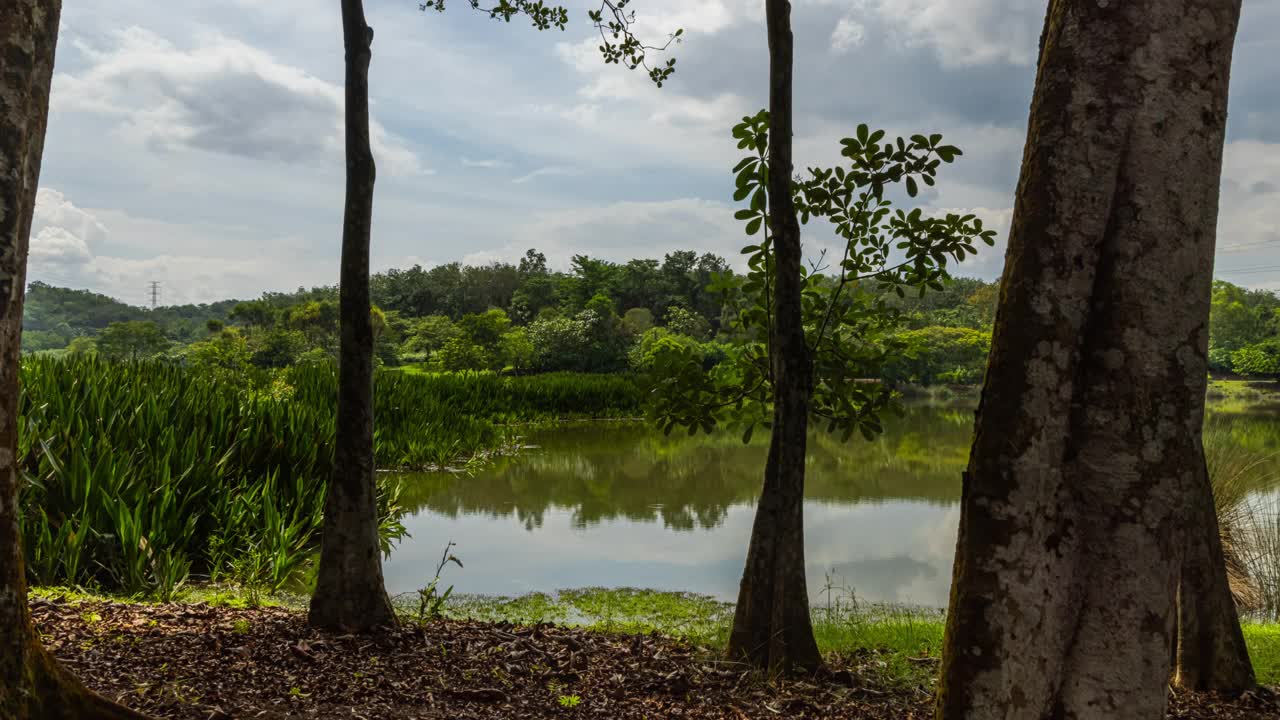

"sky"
[28, 0, 1280, 306]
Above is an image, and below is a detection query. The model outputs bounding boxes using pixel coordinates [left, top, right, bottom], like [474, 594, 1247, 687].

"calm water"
[382, 402, 1280, 608]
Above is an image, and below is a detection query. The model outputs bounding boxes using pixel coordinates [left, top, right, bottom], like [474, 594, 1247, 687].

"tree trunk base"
[726, 594, 823, 676]
[1173, 459, 1255, 693]
[308, 588, 397, 632]
[3, 643, 150, 720]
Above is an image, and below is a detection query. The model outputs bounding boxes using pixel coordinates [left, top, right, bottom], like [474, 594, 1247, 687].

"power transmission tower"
[148, 281, 161, 309]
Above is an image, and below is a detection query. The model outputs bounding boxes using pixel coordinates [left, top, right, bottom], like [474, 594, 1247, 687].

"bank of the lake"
[26, 588, 1280, 720]
[43, 583, 1279, 684]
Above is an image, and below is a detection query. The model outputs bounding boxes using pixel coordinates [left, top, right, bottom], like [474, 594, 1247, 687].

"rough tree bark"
[1174, 458, 1254, 690]
[936, 2, 1242, 718]
[308, 0, 396, 631]
[0, 3, 150, 718]
[725, 0, 822, 674]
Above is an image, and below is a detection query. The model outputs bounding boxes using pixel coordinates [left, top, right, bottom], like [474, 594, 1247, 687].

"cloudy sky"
[29, 0, 1280, 306]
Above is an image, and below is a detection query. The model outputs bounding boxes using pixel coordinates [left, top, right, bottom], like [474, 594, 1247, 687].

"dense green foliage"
[17, 357, 640, 595]
[22, 282, 240, 351]
[23, 263, 1280, 382]
[1211, 280, 1280, 377]
[18, 356, 354, 597]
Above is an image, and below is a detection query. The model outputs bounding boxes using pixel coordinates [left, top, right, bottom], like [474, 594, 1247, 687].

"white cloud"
[462, 198, 744, 268]
[28, 188, 334, 304]
[53, 26, 423, 176]
[512, 166, 578, 185]
[462, 157, 511, 169]
[1215, 141, 1280, 290]
[865, 0, 1042, 68]
[30, 227, 95, 268]
[830, 15, 866, 54]
[33, 188, 110, 242]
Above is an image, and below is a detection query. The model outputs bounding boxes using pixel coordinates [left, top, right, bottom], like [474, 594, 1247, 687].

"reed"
[17, 357, 640, 595]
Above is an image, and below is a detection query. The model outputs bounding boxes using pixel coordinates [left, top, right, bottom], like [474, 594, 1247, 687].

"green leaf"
[741, 424, 755, 444]
[936, 145, 962, 162]
[905, 176, 918, 198]
[745, 217, 763, 236]
[734, 209, 756, 221]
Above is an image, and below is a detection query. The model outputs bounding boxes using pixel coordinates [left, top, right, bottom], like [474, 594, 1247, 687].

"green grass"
[433, 588, 943, 685]
[432, 587, 1280, 688]
[387, 368, 644, 423]
[1207, 378, 1280, 409]
[1245, 623, 1280, 685]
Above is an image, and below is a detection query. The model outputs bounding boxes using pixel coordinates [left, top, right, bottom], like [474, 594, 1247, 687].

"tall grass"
[1206, 419, 1280, 616]
[17, 357, 640, 596]
[388, 367, 644, 421]
[1236, 498, 1280, 621]
[19, 357, 342, 595]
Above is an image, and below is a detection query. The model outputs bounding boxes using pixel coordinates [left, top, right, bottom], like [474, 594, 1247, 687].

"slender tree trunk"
[725, 0, 821, 675]
[1175, 455, 1254, 690]
[308, 0, 396, 631]
[0, 3, 149, 718]
[936, 2, 1241, 718]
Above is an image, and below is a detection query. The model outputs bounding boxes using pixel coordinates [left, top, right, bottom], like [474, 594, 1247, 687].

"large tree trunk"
[725, 0, 821, 675]
[936, 2, 1242, 718]
[1174, 456, 1254, 690]
[0, 3, 149, 718]
[308, 0, 396, 631]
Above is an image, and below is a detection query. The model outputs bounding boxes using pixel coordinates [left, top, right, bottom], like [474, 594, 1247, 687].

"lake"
[382, 400, 1280, 608]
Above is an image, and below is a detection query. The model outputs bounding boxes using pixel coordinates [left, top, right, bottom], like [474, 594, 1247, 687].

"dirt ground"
[32, 597, 1280, 719]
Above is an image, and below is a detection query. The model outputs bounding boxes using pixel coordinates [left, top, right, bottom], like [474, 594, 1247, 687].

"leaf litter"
[31, 597, 1280, 719]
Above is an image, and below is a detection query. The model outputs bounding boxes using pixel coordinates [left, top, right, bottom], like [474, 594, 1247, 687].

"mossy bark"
[725, 0, 822, 675]
[308, 0, 396, 631]
[936, 1, 1242, 718]
[0, 3, 150, 718]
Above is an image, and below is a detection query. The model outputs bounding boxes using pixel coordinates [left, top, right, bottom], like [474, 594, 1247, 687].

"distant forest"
[20, 249, 1280, 382]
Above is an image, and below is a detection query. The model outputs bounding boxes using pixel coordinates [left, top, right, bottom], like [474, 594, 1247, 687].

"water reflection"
[381, 401, 1280, 608]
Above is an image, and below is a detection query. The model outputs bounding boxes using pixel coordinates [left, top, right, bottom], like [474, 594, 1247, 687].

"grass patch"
[31, 584, 307, 611]
[436, 588, 943, 686]
[433, 587, 1280, 689]
[1207, 379, 1280, 408]
[1245, 623, 1280, 685]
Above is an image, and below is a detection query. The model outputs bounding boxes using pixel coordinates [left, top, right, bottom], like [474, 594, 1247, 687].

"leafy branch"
[643, 111, 997, 444]
[421, 0, 682, 86]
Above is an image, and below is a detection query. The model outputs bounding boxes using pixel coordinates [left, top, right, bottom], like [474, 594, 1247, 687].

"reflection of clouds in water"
[819, 556, 938, 604]
[805, 502, 959, 608]
[385, 414, 1280, 606]
[387, 499, 962, 607]
[385, 507, 753, 599]
[386, 418, 975, 604]
[921, 505, 963, 561]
